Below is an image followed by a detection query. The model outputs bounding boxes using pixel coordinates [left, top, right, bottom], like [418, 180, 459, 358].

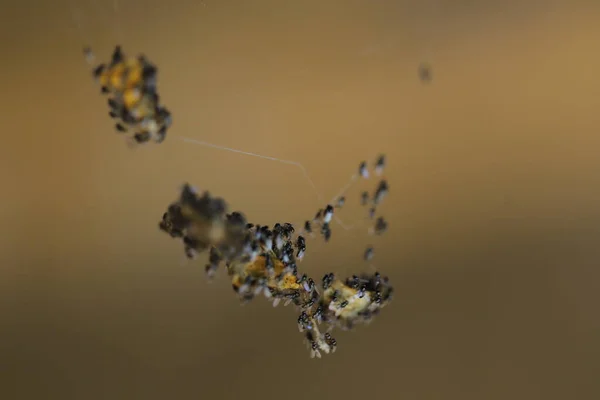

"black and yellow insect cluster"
[87, 46, 393, 358]
[85, 45, 172, 145]
[158, 157, 392, 358]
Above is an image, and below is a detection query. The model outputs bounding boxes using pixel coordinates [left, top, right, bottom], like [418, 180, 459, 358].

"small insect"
[375, 154, 386, 176]
[324, 333, 337, 353]
[322, 272, 335, 290]
[418, 62, 432, 83]
[296, 236, 306, 259]
[359, 161, 369, 179]
[373, 217, 388, 235]
[361, 191, 369, 206]
[368, 207, 376, 219]
[314, 209, 323, 222]
[323, 205, 334, 224]
[321, 222, 332, 242]
[364, 246, 374, 261]
[282, 222, 295, 238]
[373, 179, 389, 205]
[303, 220, 312, 234]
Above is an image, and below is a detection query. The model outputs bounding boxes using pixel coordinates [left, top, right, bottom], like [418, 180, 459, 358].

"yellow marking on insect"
[322, 281, 372, 320]
[123, 88, 142, 110]
[109, 63, 126, 91]
[230, 255, 302, 291]
[124, 59, 143, 88]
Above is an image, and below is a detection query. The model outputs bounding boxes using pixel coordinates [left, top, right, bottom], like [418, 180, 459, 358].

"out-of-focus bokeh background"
[2, 0, 599, 398]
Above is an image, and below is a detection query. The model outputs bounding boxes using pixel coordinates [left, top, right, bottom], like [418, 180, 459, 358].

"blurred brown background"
[1, 0, 599, 399]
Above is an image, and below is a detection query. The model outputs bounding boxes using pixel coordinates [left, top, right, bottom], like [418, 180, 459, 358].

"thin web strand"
[70, 0, 123, 48]
[111, 0, 125, 44]
[69, 0, 93, 46]
[329, 174, 358, 206]
[178, 136, 355, 230]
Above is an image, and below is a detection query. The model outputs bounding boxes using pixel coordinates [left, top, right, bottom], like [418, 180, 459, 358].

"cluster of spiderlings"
[158, 156, 393, 358]
[84, 45, 172, 145]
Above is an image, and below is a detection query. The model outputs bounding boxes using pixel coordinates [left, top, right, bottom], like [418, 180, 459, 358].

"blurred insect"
[375, 154, 386, 176]
[84, 45, 172, 145]
[372, 216, 389, 235]
[418, 62, 432, 83]
[159, 156, 393, 358]
[364, 246, 374, 261]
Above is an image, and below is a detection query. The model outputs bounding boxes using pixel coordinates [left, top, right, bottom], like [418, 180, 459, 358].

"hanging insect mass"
[158, 157, 393, 358]
[84, 45, 172, 145]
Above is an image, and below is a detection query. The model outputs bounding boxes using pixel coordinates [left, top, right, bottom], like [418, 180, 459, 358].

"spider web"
[67, 0, 389, 268]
